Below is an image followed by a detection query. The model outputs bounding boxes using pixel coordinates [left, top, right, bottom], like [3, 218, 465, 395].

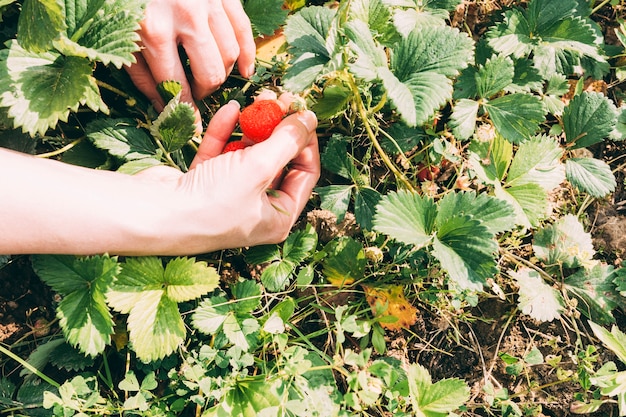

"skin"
[125, 0, 256, 131]
[0, 102, 320, 256]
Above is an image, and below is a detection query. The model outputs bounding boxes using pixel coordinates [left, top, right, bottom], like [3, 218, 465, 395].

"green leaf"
[86, 118, 156, 161]
[320, 135, 357, 179]
[476, 55, 515, 99]
[373, 190, 437, 249]
[563, 92, 618, 149]
[54, 0, 145, 68]
[313, 82, 352, 120]
[315, 184, 354, 223]
[283, 224, 318, 264]
[432, 215, 498, 291]
[449, 98, 479, 140]
[436, 191, 516, 235]
[260, 259, 295, 293]
[283, 6, 337, 91]
[149, 95, 197, 152]
[321, 237, 366, 286]
[244, 0, 289, 36]
[565, 157, 616, 198]
[354, 186, 382, 231]
[564, 263, 619, 324]
[511, 267, 563, 322]
[17, 0, 65, 52]
[0, 41, 102, 136]
[390, 25, 474, 126]
[496, 182, 548, 228]
[506, 134, 565, 190]
[588, 321, 626, 365]
[483, 93, 546, 144]
[204, 376, 281, 417]
[533, 214, 595, 269]
[31, 255, 120, 357]
[191, 295, 230, 334]
[486, 0, 606, 78]
[106, 257, 219, 362]
[407, 363, 469, 417]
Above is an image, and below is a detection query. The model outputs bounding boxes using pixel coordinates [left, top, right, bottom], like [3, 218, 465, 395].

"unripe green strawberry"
[222, 140, 247, 153]
[239, 100, 285, 143]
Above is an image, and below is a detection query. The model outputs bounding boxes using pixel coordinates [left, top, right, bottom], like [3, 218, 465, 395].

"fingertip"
[295, 110, 318, 133]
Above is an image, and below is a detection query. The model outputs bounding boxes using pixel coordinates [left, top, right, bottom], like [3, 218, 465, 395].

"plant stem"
[96, 79, 131, 100]
[0, 343, 60, 388]
[348, 75, 416, 192]
[591, 0, 611, 14]
[36, 138, 84, 159]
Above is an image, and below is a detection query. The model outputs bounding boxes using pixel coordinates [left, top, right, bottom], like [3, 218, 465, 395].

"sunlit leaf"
[322, 237, 366, 287]
[564, 263, 619, 325]
[483, 93, 546, 144]
[106, 257, 219, 362]
[86, 118, 156, 161]
[32, 255, 120, 357]
[17, 0, 65, 52]
[436, 191, 516, 235]
[149, 94, 197, 152]
[563, 92, 618, 149]
[533, 214, 595, 269]
[565, 157, 616, 198]
[373, 190, 437, 248]
[511, 267, 563, 322]
[406, 363, 470, 417]
[0, 41, 99, 136]
[506, 134, 565, 190]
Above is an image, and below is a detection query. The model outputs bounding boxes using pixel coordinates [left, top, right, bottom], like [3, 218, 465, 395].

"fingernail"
[248, 64, 256, 77]
[228, 100, 241, 109]
[297, 110, 317, 133]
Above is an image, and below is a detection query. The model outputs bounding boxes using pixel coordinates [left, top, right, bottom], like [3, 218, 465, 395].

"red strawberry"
[239, 100, 285, 143]
[222, 140, 247, 153]
[417, 163, 440, 181]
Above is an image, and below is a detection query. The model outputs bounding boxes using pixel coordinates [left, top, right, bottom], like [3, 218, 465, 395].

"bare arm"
[0, 103, 319, 256]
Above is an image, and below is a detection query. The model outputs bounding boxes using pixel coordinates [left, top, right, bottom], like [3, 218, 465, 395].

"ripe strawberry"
[239, 100, 285, 143]
[417, 163, 440, 181]
[222, 140, 247, 153]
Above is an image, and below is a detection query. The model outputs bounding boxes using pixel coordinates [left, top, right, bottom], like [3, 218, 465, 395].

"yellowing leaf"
[255, 30, 289, 63]
[363, 285, 418, 331]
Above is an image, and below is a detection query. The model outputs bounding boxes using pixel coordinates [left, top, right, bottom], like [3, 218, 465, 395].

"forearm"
[0, 149, 176, 255]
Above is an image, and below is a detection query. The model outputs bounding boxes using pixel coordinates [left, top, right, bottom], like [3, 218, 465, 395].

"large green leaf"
[533, 214, 595, 269]
[31, 255, 120, 357]
[483, 93, 546, 144]
[436, 191, 516, 235]
[321, 237, 366, 286]
[565, 157, 616, 198]
[373, 190, 437, 249]
[406, 363, 469, 417]
[589, 322, 626, 365]
[563, 92, 618, 149]
[56, 0, 145, 68]
[506, 134, 565, 190]
[432, 215, 498, 291]
[106, 257, 219, 362]
[149, 95, 197, 152]
[86, 118, 156, 161]
[244, 0, 288, 36]
[283, 6, 338, 91]
[0, 41, 104, 136]
[486, 0, 606, 78]
[496, 182, 548, 228]
[475, 55, 515, 99]
[564, 263, 619, 325]
[449, 98, 479, 140]
[17, 0, 65, 52]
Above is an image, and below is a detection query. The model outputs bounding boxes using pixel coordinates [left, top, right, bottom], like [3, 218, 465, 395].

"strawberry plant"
[1, 0, 626, 416]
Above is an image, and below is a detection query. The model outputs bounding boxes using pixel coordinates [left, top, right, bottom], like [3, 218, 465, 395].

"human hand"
[136, 98, 320, 255]
[125, 0, 256, 131]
